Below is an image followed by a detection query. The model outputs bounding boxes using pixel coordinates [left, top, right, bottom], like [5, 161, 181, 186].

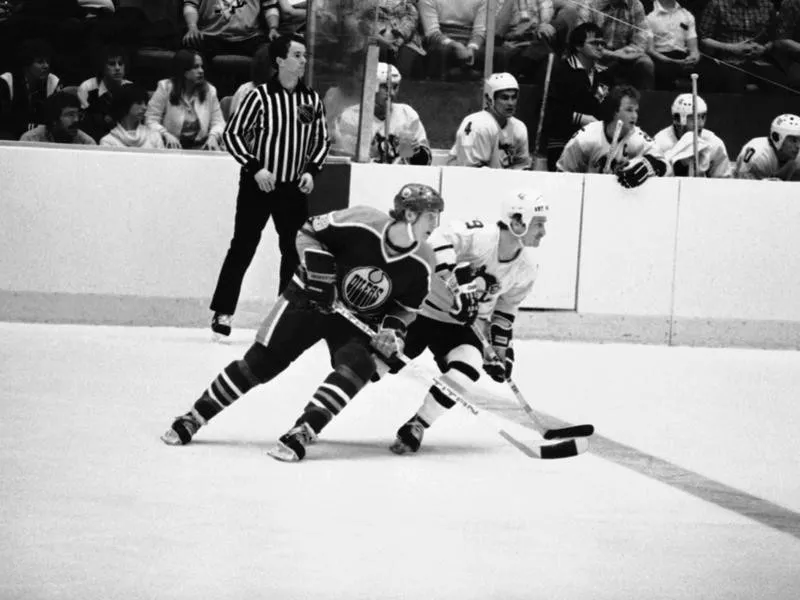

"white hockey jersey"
[734, 136, 799, 180]
[421, 219, 538, 327]
[653, 126, 731, 178]
[447, 110, 531, 169]
[331, 102, 429, 164]
[556, 120, 665, 174]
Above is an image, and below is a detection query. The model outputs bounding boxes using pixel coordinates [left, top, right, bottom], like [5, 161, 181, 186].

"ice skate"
[267, 422, 317, 462]
[211, 313, 232, 342]
[161, 413, 202, 446]
[389, 417, 425, 455]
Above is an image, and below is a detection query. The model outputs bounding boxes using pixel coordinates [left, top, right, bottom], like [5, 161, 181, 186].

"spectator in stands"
[271, 0, 307, 37]
[542, 22, 613, 171]
[77, 44, 132, 142]
[0, 38, 61, 140]
[359, 0, 426, 78]
[145, 49, 225, 151]
[182, 0, 272, 58]
[418, 0, 488, 79]
[229, 44, 273, 117]
[19, 90, 95, 144]
[646, 0, 701, 90]
[696, 0, 781, 92]
[448, 72, 531, 169]
[494, 0, 557, 81]
[575, 0, 655, 90]
[100, 83, 164, 149]
[734, 114, 800, 180]
[770, 0, 800, 91]
[332, 62, 432, 165]
[653, 93, 731, 177]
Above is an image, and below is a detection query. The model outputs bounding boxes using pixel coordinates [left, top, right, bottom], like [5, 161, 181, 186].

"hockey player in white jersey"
[557, 84, 668, 188]
[332, 62, 432, 165]
[734, 114, 800, 181]
[653, 93, 731, 178]
[388, 189, 548, 455]
[447, 72, 532, 169]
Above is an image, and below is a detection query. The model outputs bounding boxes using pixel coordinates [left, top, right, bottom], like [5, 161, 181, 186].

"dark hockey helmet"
[390, 183, 445, 221]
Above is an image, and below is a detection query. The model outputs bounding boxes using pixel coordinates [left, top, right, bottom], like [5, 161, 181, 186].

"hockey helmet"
[500, 189, 548, 236]
[377, 62, 401, 86]
[391, 183, 444, 220]
[484, 72, 519, 104]
[769, 114, 800, 150]
[671, 93, 707, 126]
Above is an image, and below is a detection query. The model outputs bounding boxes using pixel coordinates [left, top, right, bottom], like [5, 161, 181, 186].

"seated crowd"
[1, 0, 799, 181]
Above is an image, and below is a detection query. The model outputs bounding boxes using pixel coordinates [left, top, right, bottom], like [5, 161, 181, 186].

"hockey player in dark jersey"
[388, 188, 548, 455]
[161, 183, 444, 462]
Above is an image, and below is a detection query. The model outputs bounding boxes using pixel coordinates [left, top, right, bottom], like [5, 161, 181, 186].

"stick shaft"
[533, 52, 555, 157]
[691, 73, 699, 177]
[603, 120, 623, 174]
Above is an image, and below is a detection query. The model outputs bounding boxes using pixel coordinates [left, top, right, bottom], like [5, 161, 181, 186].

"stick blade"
[539, 437, 590, 460]
[542, 424, 595, 440]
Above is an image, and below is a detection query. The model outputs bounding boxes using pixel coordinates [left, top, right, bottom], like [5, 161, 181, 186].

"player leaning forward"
[390, 189, 549, 455]
[161, 184, 445, 462]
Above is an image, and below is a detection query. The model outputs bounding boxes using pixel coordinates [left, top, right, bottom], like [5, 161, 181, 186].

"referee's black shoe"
[211, 313, 232, 340]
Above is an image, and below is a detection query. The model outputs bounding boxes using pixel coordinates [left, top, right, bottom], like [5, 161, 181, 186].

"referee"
[210, 33, 330, 338]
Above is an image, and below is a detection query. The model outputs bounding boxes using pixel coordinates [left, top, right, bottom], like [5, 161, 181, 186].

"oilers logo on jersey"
[342, 267, 392, 310]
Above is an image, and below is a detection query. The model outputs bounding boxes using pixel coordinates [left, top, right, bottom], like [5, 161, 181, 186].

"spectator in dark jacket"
[77, 44, 132, 142]
[542, 22, 613, 171]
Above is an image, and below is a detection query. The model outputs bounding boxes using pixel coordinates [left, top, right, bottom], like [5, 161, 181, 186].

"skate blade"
[160, 429, 184, 446]
[267, 442, 301, 462]
[211, 332, 231, 344]
[389, 441, 416, 455]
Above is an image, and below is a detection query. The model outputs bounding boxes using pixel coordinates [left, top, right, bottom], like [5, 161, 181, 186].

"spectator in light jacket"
[145, 49, 225, 150]
[101, 84, 165, 149]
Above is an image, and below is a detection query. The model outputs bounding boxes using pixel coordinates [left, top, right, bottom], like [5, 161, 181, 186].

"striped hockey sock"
[192, 359, 260, 423]
[297, 366, 365, 434]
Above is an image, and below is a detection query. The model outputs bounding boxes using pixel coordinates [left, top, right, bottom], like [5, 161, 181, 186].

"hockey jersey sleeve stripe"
[433, 244, 454, 252]
[435, 262, 454, 273]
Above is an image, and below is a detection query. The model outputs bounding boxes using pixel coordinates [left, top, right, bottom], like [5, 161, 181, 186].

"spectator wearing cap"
[646, 0, 701, 90]
[145, 49, 225, 150]
[0, 38, 61, 140]
[77, 44, 132, 142]
[332, 62, 431, 165]
[100, 84, 164, 149]
[19, 90, 95, 144]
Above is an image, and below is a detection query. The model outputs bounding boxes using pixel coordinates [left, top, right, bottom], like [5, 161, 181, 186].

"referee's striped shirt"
[224, 77, 330, 183]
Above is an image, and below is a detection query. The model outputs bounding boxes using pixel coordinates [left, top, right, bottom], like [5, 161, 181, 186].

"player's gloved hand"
[371, 315, 406, 371]
[483, 346, 515, 382]
[448, 263, 480, 325]
[616, 156, 657, 188]
[302, 248, 337, 312]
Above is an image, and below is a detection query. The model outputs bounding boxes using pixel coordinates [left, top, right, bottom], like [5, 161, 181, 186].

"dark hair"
[601, 84, 640, 123]
[269, 33, 306, 69]
[251, 44, 273, 85]
[169, 49, 207, 105]
[569, 23, 604, 53]
[109, 83, 148, 122]
[45, 91, 81, 126]
[17, 38, 52, 69]
[95, 44, 129, 82]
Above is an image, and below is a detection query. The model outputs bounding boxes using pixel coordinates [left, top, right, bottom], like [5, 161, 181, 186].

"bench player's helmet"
[377, 62, 401, 86]
[390, 183, 444, 221]
[671, 93, 707, 135]
[500, 189, 548, 237]
[769, 114, 800, 151]
[483, 72, 519, 109]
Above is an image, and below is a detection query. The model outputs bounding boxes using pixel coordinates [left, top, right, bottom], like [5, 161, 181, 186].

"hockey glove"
[371, 315, 406, 372]
[616, 156, 656, 188]
[483, 346, 515, 383]
[302, 248, 337, 311]
[448, 263, 480, 325]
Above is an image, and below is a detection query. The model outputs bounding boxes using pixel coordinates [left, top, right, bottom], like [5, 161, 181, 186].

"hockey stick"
[532, 52, 555, 171]
[471, 324, 595, 440]
[602, 119, 624, 174]
[690, 72, 699, 177]
[331, 302, 589, 460]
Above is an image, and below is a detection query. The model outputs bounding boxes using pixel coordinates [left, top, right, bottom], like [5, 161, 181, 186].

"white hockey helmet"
[671, 93, 707, 126]
[377, 62, 401, 86]
[500, 189, 548, 236]
[484, 72, 519, 104]
[769, 113, 800, 150]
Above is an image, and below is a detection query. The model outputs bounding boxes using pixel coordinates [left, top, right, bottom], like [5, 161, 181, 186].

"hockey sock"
[192, 359, 260, 422]
[301, 365, 366, 434]
[417, 360, 480, 427]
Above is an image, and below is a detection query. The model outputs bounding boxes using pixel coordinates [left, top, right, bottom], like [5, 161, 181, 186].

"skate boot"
[211, 313, 232, 341]
[268, 422, 318, 462]
[161, 412, 203, 446]
[389, 416, 426, 455]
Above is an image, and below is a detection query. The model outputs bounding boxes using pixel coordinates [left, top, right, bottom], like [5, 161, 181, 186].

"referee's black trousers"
[210, 170, 309, 315]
